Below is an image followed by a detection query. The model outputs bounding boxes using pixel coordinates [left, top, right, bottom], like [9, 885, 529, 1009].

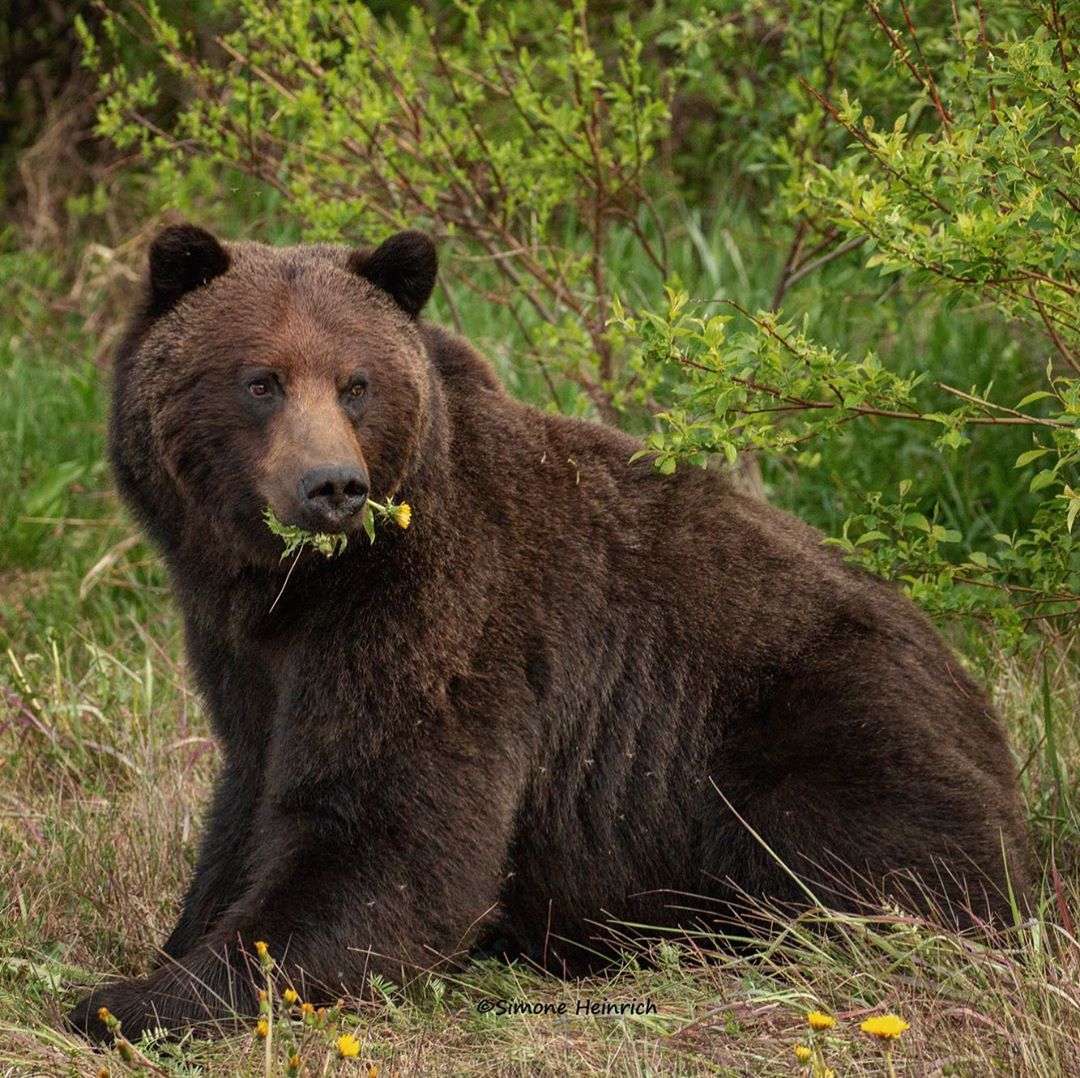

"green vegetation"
[1, 0, 1078, 1073]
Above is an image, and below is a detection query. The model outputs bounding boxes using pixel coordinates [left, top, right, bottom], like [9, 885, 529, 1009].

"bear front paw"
[67, 979, 168, 1044]
[68, 988, 123, 1043]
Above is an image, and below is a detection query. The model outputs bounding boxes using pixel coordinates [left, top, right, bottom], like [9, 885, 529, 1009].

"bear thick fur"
[70, 224, 1030, 1039]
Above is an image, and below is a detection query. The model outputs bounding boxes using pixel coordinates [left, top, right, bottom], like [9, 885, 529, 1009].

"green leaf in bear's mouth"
[263, 506, 349, 561]
[263, 498, 412, 562]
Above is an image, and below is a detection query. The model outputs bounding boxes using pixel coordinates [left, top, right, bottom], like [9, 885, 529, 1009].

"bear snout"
[298, 464, 369, 529]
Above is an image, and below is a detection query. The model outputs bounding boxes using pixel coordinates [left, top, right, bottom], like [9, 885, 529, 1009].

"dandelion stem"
[269, 549, 302, 614]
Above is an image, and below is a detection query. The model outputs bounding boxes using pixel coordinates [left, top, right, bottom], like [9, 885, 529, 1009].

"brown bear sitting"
[69, 224, 1031, 1039]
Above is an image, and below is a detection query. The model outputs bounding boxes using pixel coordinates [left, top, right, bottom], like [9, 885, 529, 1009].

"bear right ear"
[147, 224, 230, 316]
[347, 231, 438, 319]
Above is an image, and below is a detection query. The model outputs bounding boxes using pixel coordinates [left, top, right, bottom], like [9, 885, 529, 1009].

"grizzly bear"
[70, 224, 1030, 1039]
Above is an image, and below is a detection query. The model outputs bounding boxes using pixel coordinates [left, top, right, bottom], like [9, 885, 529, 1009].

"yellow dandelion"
[794, 1044, 812, 1062]
[368, 1067, 379, 1078]
[255, 1018, 269, 1039]
[289, 1055, 301, 1068]
[807, 1010, 836, 1030]
[861, 1014, 910, 1040]
[254, 940, 269, 958]
[823, 1070, 836, 1078]
[392, 503, 412, 529]
[97, 1006, 111, 1023]
[97, 1069, 109, 1078]
[337, 1033, 361, 1058]
[258, 989, 268, 1002]
[300, 1001, 315, 1015]
[283, 988, 299, 1005]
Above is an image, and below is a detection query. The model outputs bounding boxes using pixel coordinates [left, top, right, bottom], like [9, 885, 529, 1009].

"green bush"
[80, 0, 1078, 642]
[621, 0, 1078, 636]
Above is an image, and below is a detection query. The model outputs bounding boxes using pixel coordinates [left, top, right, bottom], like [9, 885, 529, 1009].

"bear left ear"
[148, 224, 230, 316]
[348, 231, 438, 319]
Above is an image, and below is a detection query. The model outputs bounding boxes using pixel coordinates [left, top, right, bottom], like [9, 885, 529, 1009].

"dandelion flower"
[392, 503, 412, 529]
[283, 988, 299, 1005]
[823, 1070, 836, 1078]
[97, 1007, 111, 1023]
[255, 1018, 269, 1039]
[300, 1001, 315, 1016]
[807, 1010, 836, 1030]
[794, 1044, 812, 1062]
[337, 1033, 361, 1058]
[254, 940, 269, 959]
[368, 1068, 379, 1078]
[861, 1014, 910, 1040]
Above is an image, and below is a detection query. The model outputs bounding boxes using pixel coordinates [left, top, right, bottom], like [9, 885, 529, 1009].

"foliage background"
[1, 1, 1078, 1074]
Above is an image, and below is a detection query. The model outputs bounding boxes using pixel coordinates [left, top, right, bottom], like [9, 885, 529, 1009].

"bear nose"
[300, 466, 368, 521]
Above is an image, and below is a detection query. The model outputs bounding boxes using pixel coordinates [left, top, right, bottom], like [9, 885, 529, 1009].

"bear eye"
[248, 380, 271, 398]
[344, 377, 368, 401]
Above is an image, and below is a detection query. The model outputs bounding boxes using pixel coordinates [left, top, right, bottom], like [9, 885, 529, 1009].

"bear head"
[111, 225, 440, 567]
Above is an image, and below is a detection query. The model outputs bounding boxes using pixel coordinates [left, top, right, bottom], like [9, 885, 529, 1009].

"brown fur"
[69, 225, 1031, 1040]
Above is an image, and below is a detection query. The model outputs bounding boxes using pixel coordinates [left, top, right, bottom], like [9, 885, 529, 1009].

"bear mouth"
[273, 500, 367, 538]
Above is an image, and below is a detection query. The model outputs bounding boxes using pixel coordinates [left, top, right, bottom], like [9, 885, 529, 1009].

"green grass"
[1, 211, 1079, 1075]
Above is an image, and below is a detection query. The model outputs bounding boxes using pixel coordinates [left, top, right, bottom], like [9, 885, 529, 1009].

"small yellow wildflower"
[300, 1001, 315, 1016]
[289, 1055, 301, 1069]
[861, 1014, 910, 1040]
[97, 1069, 109, 1078]
[337, 1033, 361, 1058]
[283, 988, 299, 1005]
[97, 1007, 111, 1023]
[823, 1070, 836, 1078]
[254, 940, 269, 958]
[794, 1044, 812, 1063]
[806, 1010, 836, 1030]
[258, 989, 268, 1002]
[368, 1067, 379, 1078]
[392, 503, 412, 529]
[255, 1018, 269, 1039]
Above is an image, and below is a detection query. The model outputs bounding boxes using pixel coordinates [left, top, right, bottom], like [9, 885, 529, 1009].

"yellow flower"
[300, 1001, 315, 1016]
[823, 1070, 836, 1078]
[258, 989, 268, 1002]
[337, 1033, 361, 1058]
[368, 1068, 379, 1078]
[97, 1007, 111, 1023]
[283, 988, 299, 1005]
[255, 1018, 269, 1039]
[807, 1010, 836, 1030]
[794, 1044, 812, 1062]
[289, 1055, 301, 1069]
[861, 1014, 910, 1040]
[254, 940, 269, 958]
[392, 503, 411, 529]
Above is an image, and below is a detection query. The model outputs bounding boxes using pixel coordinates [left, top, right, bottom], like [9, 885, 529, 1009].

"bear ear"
[147, 224, 230, 316]
[348, 231, 438, 318]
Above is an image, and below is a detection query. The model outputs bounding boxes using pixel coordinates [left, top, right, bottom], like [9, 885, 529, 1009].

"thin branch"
[1028, 284, 1080, 374]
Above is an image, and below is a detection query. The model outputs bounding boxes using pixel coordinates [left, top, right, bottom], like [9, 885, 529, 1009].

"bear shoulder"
[421, 322, 505, 395]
